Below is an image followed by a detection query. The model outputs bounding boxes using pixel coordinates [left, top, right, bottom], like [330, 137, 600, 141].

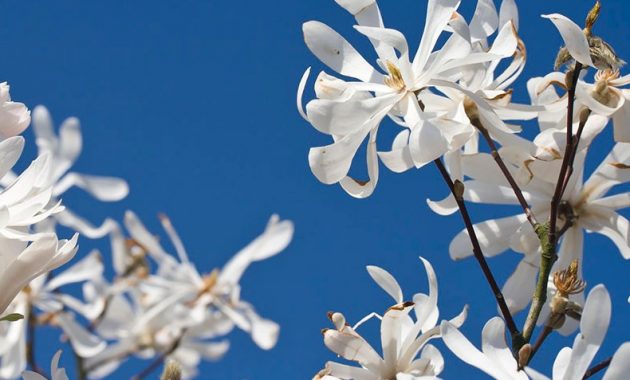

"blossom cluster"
[0, 100, 293, 379]
[300, 0, 629, 378]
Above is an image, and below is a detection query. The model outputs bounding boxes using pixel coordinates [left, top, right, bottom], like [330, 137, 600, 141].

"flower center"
[384, 61, 406, 92]
[592, 68, 620, 107]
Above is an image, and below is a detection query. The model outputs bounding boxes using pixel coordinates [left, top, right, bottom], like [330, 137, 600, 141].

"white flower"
[0, 248, 106, 379]
[22, 350, 68, 380]
[319, 258, 467, 379]
[298, 0, 520, 197]
[0, 106, 129, 238]
[122, 211, 292, 350]
[441, 316, 529, 379]
[525, 285, 630, 380]
[0, 83, 30, 139]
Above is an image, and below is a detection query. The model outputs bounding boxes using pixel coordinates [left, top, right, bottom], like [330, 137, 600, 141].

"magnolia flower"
[298, 0, 520, 197]
[121, 211, 293, 350]
[525, 285, 630, 380]
[84, 290, 231, 379]
[22, 351, 68, 380]
[318, 258, 467, 379]
[0, 83, 30, 139]
[0, 106, 129, 238]
[0, 247, 108, 379]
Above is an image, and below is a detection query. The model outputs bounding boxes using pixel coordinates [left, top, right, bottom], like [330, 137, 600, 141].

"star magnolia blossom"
[83, 211, 293, 378]
[0, 106, 129, 238]
[0, 136, 80, 315]
[525, 285, 630, 380]
[298, 0, 521, 197]
[0, 83, 30, 139]
[0, 249, 104, 379]
[317, 257, 467, 379]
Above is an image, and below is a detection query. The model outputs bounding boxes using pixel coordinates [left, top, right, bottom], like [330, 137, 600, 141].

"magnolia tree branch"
[26, 305, 45, 376]
[582, 356, 612, 379]
[478, 127, 539, 228]
[433, 159, 523, 346]
[522, 63, 583, 344]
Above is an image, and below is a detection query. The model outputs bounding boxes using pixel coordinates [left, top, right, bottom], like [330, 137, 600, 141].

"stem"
[549, 63, 583, 247]
[527, 325, 553, 364]
[522, 223, 556, 342]
[75, 351, 87, 380]
[26, 304, 45, 376]
[522, 63, 583, 344]
[582, 356, 612, 379]
[478, 127, 538, 228]
[560, 109, 592, 197]
[433, 159, 523, 346]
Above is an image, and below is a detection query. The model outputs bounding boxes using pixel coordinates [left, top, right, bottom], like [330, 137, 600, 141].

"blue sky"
[1, 0, 629, 378]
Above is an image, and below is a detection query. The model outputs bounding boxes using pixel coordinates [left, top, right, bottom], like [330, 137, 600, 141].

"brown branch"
[583, 356, 612, 379]
[433, 159, 523, 346]
[479, 127, 539, 228]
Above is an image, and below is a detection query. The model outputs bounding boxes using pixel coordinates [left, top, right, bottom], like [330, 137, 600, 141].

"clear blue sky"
[1, 0, 628, 378]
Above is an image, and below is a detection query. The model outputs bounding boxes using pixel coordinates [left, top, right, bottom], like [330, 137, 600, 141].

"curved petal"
[449, 214, 527, 259]
[412, 0, 461, 73]
[56, 312, 106, 358]
[563, 285, 611, 380]
[303, 21, 380, 83]
[603, 342, 630, 380]
[53, 172, 129, 201]
[581, 208, 630, 259]
[366, 265, 403, 303]
[541, 14, 594, 67]
[309, 127, 371, 184]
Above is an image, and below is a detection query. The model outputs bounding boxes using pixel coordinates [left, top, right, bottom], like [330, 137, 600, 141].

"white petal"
[449, 214, 527, 260]
[219, 216, 293, 285]
[412, 0, 461, 73]
[309, 127, 371, 184]
[408, 120, 449, 168]
[603, 342, 630, 380]
[581, 208, 630, 259]
[0, 136, 24, 180]
[499, 0, 519, 30]
[323, 329, 384, 373]
[417, 257, 439, 332]
[366, 265, 403, 303]
[297, 67, 311, 121]
[56, 313, 106, 358]
[303, 21, 380, 83]
[564, 285, 611, 380]
[469, 0, 498, 42]
[502, 255, 538, 313]
[541, 14, 594, 67]
[53, 173, 128, 201]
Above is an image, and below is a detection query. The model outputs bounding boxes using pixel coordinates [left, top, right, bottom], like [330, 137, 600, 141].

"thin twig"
[26, 304, 45, 376]
[527, 325, 553, 364]
[582, 356, 612, 379]
[433, 159, 523, 346]
[131, 334, 185, 380]
[560, 109, 592, 197]
[479, 127, 539, 228]
[550, 63, 583, 247]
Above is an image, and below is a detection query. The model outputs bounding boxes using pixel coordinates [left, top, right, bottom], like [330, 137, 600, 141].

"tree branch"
[433, 159, 523, 347]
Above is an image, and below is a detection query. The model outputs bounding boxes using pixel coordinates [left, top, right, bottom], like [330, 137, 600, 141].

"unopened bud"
[518, 344, 532, 368]
[584, 1, 601, 37]
[453, 180, 465, 201]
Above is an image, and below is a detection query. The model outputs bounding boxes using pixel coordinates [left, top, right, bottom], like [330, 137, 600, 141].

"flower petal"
[366, 265, 403, 303]
[541, 14, 594, 67]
